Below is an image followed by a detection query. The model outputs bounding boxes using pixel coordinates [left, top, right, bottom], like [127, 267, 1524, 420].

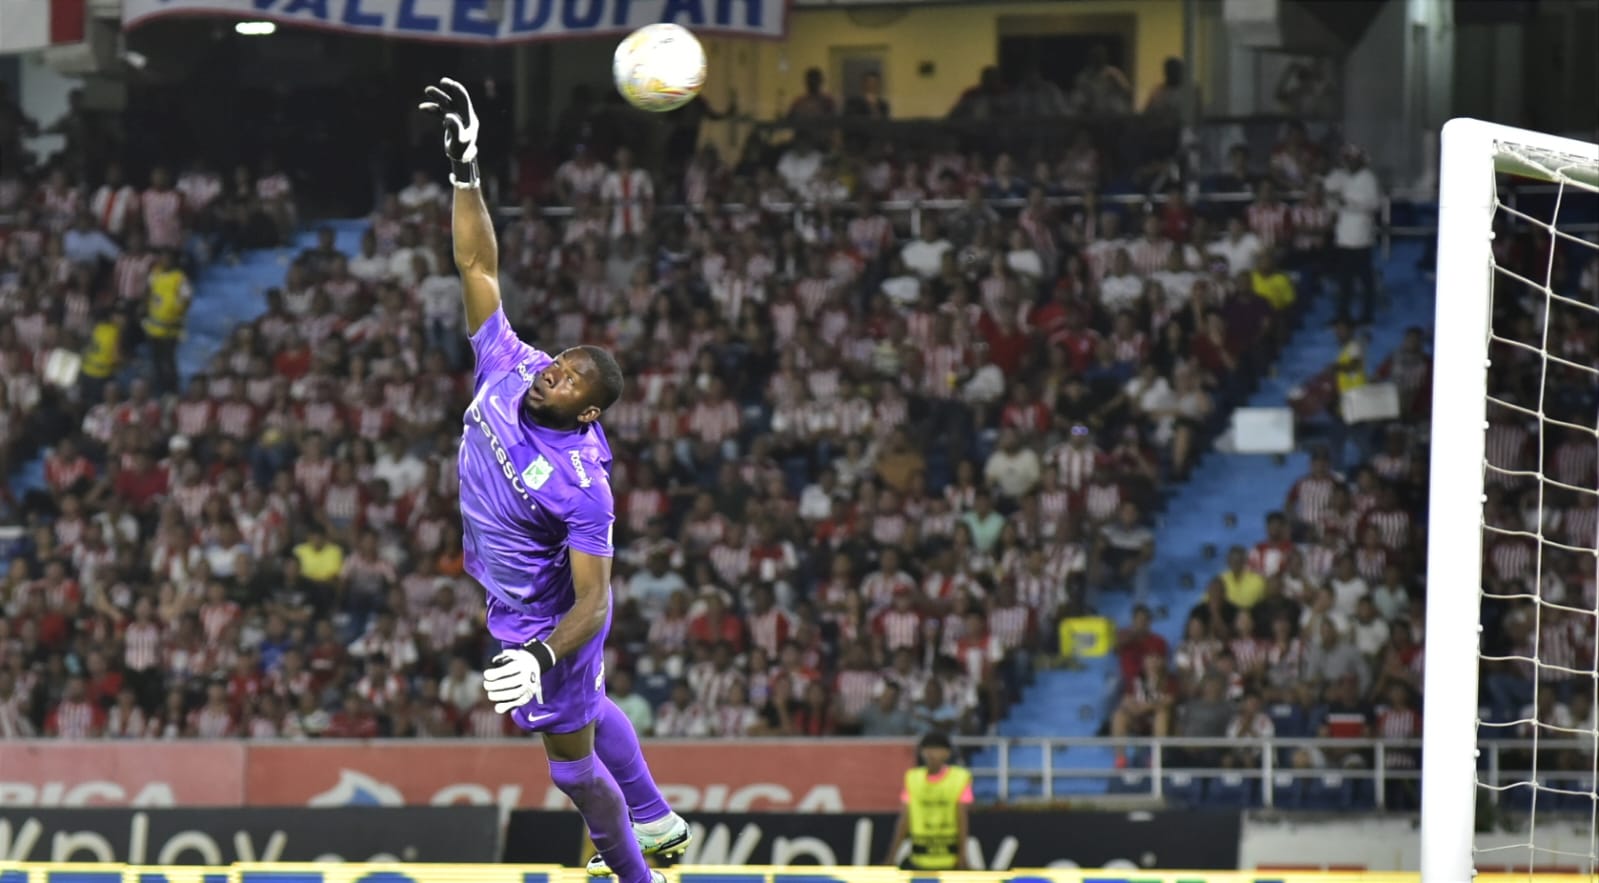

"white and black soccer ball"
[612, 22, 707, 113]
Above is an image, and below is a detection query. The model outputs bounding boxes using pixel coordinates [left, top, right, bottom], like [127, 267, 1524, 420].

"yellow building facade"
[698, 0, 1188, 122]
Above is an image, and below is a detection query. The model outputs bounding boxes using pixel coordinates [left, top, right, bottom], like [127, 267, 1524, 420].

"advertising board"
[1, 865, 1594, 883]
[0, 741, 913, 812]
[1240, 816, 1599, 874]
[0, 809, 499, 864]
[504, 810, 1242, 871]
[0, 744, 245, 807]
[246, 741, 912, 812]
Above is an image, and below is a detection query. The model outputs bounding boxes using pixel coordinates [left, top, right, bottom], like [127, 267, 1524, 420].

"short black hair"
[578, 345, 624, 411]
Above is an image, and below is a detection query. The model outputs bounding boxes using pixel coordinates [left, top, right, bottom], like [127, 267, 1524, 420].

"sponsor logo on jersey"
[522, 455, 554, 491]
[568, 450, 591, 488]
[467, 401, 537, 511]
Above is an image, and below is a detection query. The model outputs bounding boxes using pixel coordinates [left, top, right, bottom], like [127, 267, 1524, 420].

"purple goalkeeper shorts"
[485, 594, 609, 735]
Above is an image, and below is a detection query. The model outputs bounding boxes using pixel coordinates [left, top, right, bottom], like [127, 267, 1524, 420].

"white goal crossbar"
[1423, 119, 1599, 882]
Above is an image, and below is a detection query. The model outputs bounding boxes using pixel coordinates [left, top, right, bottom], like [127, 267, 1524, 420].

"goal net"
[1423, 120, 1599, 881]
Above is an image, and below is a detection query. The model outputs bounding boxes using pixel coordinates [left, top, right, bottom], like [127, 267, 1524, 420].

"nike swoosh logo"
[524, 712, 554, 724]
[488, 394, 502, 412]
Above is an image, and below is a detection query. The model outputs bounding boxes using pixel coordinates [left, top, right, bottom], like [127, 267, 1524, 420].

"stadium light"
[235, 21, 277, 36]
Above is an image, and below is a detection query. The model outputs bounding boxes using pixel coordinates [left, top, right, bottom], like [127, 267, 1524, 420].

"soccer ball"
[612, 23, 706, 113]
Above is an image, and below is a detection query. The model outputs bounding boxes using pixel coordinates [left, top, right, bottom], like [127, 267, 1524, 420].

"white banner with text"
[122, 0, 787, 43]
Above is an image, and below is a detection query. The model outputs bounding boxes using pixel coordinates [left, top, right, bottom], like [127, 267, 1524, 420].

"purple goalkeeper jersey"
[458, 307, 616, 639]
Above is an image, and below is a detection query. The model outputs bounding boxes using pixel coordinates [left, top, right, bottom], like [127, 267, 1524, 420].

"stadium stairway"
[974, 241, 1435, 804]
[4, 221, 371, 497]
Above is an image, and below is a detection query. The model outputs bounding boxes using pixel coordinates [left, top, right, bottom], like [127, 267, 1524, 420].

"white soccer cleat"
[585, 814, 692, 877]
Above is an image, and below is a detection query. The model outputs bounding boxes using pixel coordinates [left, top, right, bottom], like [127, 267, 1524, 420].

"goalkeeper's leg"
[587, 697, 690, 876]
[548, 749, 661, 883]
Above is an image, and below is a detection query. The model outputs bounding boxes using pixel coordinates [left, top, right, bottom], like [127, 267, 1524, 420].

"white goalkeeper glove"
[483, 638, 555, 714]
[417, 77, 481, 189]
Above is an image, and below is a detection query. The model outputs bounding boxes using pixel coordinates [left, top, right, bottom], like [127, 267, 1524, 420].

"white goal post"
[1423, 119, 1599, 882]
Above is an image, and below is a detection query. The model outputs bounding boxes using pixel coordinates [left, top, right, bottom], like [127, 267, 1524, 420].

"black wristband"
[450, 158, 479, 188]
[521, 638, 555, 670]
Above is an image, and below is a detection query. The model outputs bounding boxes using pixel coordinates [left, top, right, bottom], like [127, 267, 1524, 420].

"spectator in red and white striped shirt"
[861, 548, 917, 611]
[91, 163, 141, 238]
[1245, 179, 1292, 250]
[1286, 449, 1341, 530]
[831, 642, 883, 724]
[687, 641, 744, 709]
[141, 167, 185, 250]
[44, 438, 95, 495]
[1047, 424, 1100, 492]
[45, 677, 104, 739]
[686, 379, 742, 453]
[871, 586, 923, 652]
[1375, 683, 1421, 787]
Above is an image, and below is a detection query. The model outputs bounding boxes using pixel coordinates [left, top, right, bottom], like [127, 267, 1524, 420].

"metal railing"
[954, 735, 1592, 810]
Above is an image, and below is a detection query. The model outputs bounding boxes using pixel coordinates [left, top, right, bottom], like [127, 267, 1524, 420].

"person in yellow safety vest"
[80, 312, 125, 400]
[143, 249, 192, 395]
[882, 731, 972, 870]
[1328, 318, 1367, 469]
[1333, 318, 1366, 394]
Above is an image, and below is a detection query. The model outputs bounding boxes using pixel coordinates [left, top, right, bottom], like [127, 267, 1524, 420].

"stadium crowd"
[0, 62, 1481, 772]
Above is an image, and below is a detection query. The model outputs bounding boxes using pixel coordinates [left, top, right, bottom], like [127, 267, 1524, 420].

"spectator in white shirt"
[1327, 553, 1369, 618]
[798, 467, 840, 521]
[1322, 144, 1383, 322]
[348, 230, 387, 282]
[63, 211, 120, 267]
[1151, 247, 1199, 307]
[628, 553, 689, 620]
[438, 656, 480, 714]
[1350, 596, 1391, 658]
[776, 135, 823, 193]
[1207, 216, 1263, 276]
[984, 429, 1041, 500]
[554, 144, 608, 203]
[372, 439, 425, 498]
[1098, 249, 1144, 313]
[387, 225, 434, 285]
[417, 249, 464, 367]
[900, 220, 953, 279]
[398, 169, 446, 220]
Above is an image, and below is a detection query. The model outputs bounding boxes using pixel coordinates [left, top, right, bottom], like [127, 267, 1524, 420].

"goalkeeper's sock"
[595, 696, 674, 826]
[549, 754, 651, 883]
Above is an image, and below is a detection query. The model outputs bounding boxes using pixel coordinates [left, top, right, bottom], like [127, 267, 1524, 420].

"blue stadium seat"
[1163, 773, 1203, 806]
[1503, 780, 1540, 812]
[1303, 774, 1353, 810]
[1205, 772, 1255, 808]
[1349, 776, 1377, 809]
[1107, 773, 1152, 796]
[1560, 783, 1595, 814]
[1270, 773, 1304, 809]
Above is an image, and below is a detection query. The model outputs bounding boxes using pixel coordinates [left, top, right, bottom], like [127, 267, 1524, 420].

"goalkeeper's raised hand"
[418, 77, 481, 188]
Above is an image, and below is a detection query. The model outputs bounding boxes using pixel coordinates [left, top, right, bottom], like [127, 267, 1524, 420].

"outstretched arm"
[419, 77, 501, 335]
[452, 178, 502, 335]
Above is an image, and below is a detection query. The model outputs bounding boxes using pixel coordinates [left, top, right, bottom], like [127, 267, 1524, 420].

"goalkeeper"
[418, 76, 687, 883]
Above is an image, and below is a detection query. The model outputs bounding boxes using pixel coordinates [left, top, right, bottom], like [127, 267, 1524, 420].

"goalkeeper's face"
[525, 350, 604, 428]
